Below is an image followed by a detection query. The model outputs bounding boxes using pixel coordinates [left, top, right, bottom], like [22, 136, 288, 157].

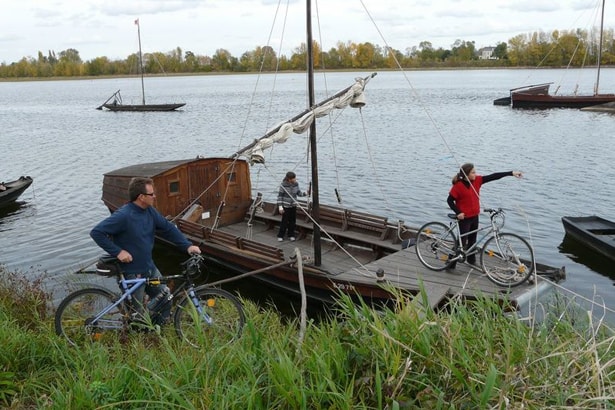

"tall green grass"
[0, 264, 613, 408]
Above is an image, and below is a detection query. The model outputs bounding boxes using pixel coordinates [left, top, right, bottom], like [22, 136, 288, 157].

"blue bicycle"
[55, 253, 245, 347]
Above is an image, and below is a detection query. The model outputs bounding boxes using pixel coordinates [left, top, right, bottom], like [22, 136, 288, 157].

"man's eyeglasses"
[142, 192, 155, 196]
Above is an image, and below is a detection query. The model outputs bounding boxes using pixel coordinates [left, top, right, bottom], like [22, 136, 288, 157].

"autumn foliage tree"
[1, 27, 613, 78]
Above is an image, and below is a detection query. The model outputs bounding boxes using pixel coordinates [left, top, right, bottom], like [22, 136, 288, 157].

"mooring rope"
[295, 248, 307, 354]
[202, 258, 302, 288]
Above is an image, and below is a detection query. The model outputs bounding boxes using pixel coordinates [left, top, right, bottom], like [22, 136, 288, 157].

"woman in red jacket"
[447, 163, 522, 267]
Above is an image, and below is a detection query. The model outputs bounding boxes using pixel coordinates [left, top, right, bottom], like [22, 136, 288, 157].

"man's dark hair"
[128, 177, 153, 201]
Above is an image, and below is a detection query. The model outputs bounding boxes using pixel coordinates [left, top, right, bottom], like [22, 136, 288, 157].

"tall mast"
[136, 19, 146, 105]
[306, 0, 322, 266]
[595, 0, 605, 95]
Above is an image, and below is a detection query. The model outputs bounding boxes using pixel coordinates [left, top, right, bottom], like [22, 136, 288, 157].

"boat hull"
[102, 103, 185, 112]
[561, 216, 615, 261]
[0, 176, 33, 208]
[511, 93, 615, 109]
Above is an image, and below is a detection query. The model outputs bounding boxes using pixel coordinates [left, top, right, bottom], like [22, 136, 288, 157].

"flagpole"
[135, 18, 145, 105]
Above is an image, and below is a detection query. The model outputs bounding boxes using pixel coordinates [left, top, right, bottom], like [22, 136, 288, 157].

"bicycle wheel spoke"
[481, 233, 534, 287]
[174, 288, 245, 348]
[415, 222, 457, 271]
[55, 288, 124, 347]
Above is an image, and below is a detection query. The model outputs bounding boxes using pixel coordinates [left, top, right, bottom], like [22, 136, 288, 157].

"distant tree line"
[1, 28, 614, 79]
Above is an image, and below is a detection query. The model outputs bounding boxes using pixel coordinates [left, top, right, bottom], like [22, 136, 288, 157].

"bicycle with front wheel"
[415, 208, 535, 287]
[55, 253, 245, 347]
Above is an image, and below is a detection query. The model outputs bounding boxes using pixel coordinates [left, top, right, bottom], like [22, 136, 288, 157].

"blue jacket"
[90, 202, 192, 275]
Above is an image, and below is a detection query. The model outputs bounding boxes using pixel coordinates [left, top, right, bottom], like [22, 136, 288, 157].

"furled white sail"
[237, 75, 375, 164]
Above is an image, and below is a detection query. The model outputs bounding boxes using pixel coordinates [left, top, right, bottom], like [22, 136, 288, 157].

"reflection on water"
[559, 235, 615, 282]
[0, 202, 31, 229]
[0, 202, 24, 217]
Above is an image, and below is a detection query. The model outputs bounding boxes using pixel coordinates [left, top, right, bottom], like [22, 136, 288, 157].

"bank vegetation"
[2, 28, 615, 79]
[0, 265, 613, 408]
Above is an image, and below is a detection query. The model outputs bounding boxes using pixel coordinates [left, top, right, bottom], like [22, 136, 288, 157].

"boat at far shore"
[99, 89, 185, 112]
[561, 215, 615, 261]
[97, 19, 185, 112]
[494, 0, 615, 109]
[499, 83, 615, 109]
[0, 176, 33, 208]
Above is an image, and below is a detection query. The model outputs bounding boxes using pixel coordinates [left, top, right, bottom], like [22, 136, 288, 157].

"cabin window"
[227, 172, 237, 184]
[169, 180, 180, 195]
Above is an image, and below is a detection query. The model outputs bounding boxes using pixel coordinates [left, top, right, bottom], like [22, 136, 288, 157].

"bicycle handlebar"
[181, 253, 205, 277]
[82, 253, 205, 278]
[448, 208, 504, 220]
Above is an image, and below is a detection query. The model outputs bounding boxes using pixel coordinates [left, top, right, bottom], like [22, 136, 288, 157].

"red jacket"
[449, 175, 483, 218]
[447, 171, 512, 218]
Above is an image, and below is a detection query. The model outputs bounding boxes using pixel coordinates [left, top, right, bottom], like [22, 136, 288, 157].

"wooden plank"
[416, 284, 451, 309]
[211, 215, 545, 309]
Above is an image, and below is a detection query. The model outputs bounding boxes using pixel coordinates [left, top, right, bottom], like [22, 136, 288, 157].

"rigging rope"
[313, 0, 343, 202]
[262, 163, 375, 278]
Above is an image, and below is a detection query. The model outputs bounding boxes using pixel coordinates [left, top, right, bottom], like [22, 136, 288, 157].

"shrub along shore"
[0, 265, 613, 408]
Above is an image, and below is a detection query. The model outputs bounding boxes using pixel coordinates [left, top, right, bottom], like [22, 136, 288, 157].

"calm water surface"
[1, 69, 614, 316]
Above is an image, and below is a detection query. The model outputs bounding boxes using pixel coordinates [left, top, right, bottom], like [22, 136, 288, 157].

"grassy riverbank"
[0, 265, 613, 408]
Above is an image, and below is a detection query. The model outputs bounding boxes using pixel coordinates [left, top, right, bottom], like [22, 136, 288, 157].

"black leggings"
[278, 206, 297, 238]
[458, 216, 479, 262]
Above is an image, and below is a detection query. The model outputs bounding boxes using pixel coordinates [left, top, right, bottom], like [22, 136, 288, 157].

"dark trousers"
[459, 216, 479, 263]
[278, 206, 297, 238]
[124, 268, 171, 325]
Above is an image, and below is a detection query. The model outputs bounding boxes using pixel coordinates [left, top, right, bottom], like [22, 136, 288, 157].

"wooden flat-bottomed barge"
[103, 158, 565, 313]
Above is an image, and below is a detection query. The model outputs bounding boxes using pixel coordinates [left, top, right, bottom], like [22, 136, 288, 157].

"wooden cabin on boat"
[102, 157, 252, 228]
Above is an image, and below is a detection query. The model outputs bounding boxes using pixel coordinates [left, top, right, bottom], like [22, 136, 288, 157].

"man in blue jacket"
[90, 177, 201, 324]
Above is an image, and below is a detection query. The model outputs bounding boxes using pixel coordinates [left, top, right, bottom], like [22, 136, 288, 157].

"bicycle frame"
[56, 253, 246, 347]
[89, 274, 212, 331]
[449, 215, 499, 260]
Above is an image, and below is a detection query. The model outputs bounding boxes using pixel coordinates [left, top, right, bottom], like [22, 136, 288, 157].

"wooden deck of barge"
[219, 215, 563, 310]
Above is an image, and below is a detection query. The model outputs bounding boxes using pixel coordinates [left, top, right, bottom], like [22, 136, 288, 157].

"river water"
[1, 69, 614, 317]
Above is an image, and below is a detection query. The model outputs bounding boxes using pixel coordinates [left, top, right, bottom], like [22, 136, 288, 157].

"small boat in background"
[561, 215, 615, 261]
[494, 0, 615, 109]
[97, 19, 185, 112]
[99, 90, 185, 112]
[493, 83, 552, 106]
[0, 176, 33, 208]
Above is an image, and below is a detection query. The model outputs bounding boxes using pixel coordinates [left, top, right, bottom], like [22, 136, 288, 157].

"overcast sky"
[0, 0, 609, 64]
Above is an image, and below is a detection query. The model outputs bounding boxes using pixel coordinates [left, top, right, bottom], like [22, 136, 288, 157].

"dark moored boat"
[511, 85, 615, 109]
[0, 176, 33, 208]
[104, 105, 185, 111]
[98, 19, 185, 112]
[493, 83, 551, 106]
[494, 0, 615, 110]
[562, 216, 615, 261]
[101, 91, 185, 112]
